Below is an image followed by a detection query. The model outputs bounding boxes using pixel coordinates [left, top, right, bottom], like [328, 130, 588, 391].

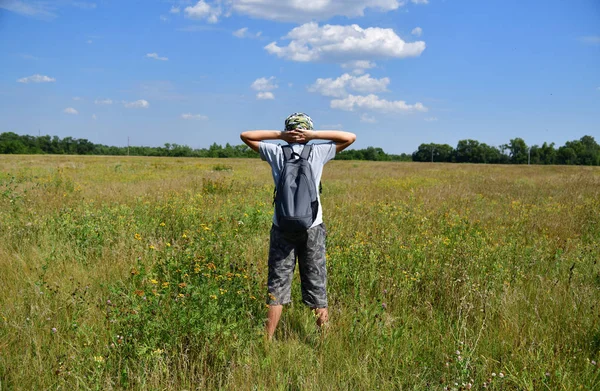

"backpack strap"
[300, 144, 312, 160]
[281, 145, 293, 161]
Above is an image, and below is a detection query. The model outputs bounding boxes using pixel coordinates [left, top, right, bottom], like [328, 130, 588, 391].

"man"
[240, 112, 356, 339]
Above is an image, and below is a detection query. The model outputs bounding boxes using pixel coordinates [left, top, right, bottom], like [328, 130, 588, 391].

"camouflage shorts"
[267, 223, 328, 308]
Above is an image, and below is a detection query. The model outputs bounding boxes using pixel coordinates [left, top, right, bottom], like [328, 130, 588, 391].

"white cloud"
[256, 92, 275, 100]
[124, 100, 149, 109]
[170, 6, 180, 14]
[181, 113, 208, 120]
[341, 60, 376, 75]
[251, 76, 278, 91]
[73, 96, 82, 101]
[63, 107, 78, 115]
[249, 75, 277, 99]
[424, 117, 438, 122]
[17, 74, 56, 83]
[579, 36, 600, 45]
[160, 15, 169, 21]
[360, 113, 377, 123]
[233, 27, 248, 38]
[411, 27, 422, 37]
[411, 0, 428, 4]
[309, 73, 390, 98]
[94, 98, 112, 105]
[185, 1, 221, 23]
[265, 22, 426, 63]
[92, 114, 97, 120]
[0, 0, 56, 19]
[146, 52, 169, 61]
[86, 39, 93, 44]
[233, 27, 262, 38]
[230, 0, 403, 22]
[341, 60, 376, 70]
[1, 0, 97, 19]
[330, 94, 427, 113]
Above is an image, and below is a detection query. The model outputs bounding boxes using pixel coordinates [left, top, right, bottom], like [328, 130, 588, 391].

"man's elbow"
[347, 133, 357, 145]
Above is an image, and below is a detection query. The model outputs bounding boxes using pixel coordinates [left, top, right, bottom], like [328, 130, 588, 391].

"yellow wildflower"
[178, 282, 187, 288]
[93, 356, 104, 363]
[134, 233, 142, 241]
[210, 295, 217, 300]
[162, 282, 169, 288]
[159, 222, 166, 227]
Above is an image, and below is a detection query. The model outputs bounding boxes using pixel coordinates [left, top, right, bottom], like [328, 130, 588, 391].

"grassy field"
[0, 155, 599, 390]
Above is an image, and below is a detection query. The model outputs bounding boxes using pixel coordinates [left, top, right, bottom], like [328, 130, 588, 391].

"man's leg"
[266, 304, 283, 340]
[266, 225, 296, 340]
[298, 224, 329, 328]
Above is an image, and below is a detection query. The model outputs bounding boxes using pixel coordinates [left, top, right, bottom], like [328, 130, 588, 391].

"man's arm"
[296, 130, 357, 153]
[240, 130, 299, 152]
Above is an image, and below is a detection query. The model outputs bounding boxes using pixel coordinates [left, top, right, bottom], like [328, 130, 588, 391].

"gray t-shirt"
[259, 141, 336, 228]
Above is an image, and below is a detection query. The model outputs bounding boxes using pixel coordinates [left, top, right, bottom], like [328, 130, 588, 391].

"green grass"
[0, 155, 599, 390]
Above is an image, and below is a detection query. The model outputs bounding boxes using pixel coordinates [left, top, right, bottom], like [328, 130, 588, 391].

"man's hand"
[280, 130, 300, 144]
[280, 130, 315, 143]
[291, 129, 316, 143]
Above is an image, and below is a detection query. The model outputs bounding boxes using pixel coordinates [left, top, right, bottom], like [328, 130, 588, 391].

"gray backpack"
[274, 144, 319, 231]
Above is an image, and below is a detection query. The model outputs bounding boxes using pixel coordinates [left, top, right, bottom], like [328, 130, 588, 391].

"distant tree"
[529, 145, 542, 164]
[454, 139, 482, 163]
[337, 147, 390, 161]
[539, 142, 557, 164]
[575, 135, 600, 165]
[505, 138, 528, 164]
[412, 143, 453, 162]
[556, 147, 576, 165]
[389, 153, 412, 162]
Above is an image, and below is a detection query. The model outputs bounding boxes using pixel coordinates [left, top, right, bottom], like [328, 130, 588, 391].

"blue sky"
[1, 0, 599, 153]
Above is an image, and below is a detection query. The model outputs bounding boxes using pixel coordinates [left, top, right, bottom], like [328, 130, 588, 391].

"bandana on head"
[284, 112, 313, 131]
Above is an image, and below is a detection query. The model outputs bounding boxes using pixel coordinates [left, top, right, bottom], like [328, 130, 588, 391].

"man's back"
[259, 142, 336, 228]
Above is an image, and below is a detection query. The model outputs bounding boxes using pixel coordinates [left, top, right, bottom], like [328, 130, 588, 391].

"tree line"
[0, 132, 257, 158]
[0, 132, 598, 165]
[412, 136, 599, 165]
